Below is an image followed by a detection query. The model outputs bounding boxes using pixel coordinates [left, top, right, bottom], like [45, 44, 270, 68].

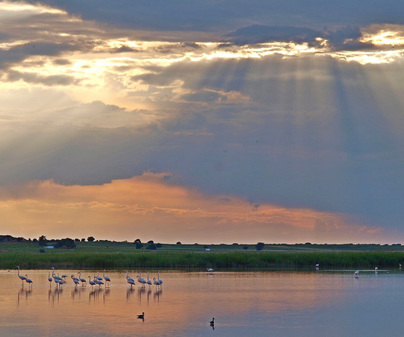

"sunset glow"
[1, 1, 404, 243]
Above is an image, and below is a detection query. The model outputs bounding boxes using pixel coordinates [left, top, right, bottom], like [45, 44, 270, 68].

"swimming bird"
[103, 269, 111, 286]
[210, 318, 215, 326]
[17, 266, 26, 285]
[137, 312, 145, 320]
[354, 270, 359, 278]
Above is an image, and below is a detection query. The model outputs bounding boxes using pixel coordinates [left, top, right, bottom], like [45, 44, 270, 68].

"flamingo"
[48, 272, 53, 287]
[146, 272, 152, 286]
[25, 274, 33, 286]
[71, 275, 80, 286]
[157, 271, 163, 285]
[126, 271, 135, 288]
[78, 272, 87, 285]
[17, 266, 26, 285]
[88, 276, 96, 289]
[103, 269, 111, 286]
[96, 271, 103, 281]
[137, 272, 147, 287]
[51, 267, 62, 282]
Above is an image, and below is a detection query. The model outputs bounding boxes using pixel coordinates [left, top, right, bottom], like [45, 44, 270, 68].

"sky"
[1, 1, 404, 244]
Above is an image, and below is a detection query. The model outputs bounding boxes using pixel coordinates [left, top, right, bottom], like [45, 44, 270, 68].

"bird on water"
[137, 312, 145, 320]
[17, 266, 26, 285]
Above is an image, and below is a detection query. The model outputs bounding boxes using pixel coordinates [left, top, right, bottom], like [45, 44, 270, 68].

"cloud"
[0, 174, 385, 243]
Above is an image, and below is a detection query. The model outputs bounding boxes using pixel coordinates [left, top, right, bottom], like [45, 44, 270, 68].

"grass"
[2, 240, 404, 270]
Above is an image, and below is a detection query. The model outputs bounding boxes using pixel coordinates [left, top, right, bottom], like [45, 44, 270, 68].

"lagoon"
[1, 269, 404, 336]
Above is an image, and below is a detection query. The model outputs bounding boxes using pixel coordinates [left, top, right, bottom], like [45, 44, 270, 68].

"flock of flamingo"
[16, 266, 163, 289]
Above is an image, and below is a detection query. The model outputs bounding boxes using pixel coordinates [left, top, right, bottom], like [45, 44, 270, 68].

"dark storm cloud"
[30, 0, 404, 32]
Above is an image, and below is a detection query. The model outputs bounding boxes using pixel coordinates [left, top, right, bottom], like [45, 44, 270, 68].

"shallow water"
[1, 269, 404, 336]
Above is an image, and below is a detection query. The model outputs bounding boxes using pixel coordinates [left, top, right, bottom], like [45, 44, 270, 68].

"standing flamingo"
[17, 266, 26, 285]
[88, 276, 96, 289]
[137, 272, 146, 287]
[146, 272, 152, 286]
[48, 272, 53, 287]
[126, 271, 135, 288]
[103, 269, 111, 286]
[78, 272, 87, 285]
[71, 275, 80, 286]
[25, 275, 33, 286]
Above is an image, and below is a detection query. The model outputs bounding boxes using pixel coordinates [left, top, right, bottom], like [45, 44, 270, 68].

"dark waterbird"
[137, 312, 145, 320]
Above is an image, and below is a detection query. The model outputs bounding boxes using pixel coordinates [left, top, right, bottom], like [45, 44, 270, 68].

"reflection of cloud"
[0, 173, 384, 243]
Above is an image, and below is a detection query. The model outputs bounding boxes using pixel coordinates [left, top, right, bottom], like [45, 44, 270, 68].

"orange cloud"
[0, 172, 384, 243]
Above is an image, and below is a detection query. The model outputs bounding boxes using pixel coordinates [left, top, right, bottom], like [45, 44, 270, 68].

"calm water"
[1, 269, 404, 336]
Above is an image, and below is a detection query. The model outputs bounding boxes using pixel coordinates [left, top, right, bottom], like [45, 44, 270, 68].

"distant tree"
[32, 238, 38, 243]
[243, 245, 249, 250]
[156, 243, 162, 248]
[134, 239, 142, 244]
[75, 238, 80, 242]
[135, 242, 143, 249]
[87, 236, 95, 242]
[55, 238, 76, 249]
[147, 240, 154, 244]
[146, 243, 156, 250]
[176, 241, 182, 245]
[81, 238, 86, 242]
[256, 242, 265, 251]
[38, 235, 47, 246]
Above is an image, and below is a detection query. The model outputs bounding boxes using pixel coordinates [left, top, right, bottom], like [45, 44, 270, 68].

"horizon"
[1, 1, 404, 244]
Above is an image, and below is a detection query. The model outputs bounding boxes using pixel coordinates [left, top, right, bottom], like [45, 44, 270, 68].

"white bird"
[207, 268, 214, 273]
[17, 266, 26, 285]
[354, 270, 359, 278]
[103, 269, 111, 286]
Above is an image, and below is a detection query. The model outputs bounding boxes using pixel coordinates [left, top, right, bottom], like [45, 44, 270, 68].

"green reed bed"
[2, 251, 404, 270]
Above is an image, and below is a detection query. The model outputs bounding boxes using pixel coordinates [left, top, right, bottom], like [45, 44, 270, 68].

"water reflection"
[2, 270, 404, 336]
